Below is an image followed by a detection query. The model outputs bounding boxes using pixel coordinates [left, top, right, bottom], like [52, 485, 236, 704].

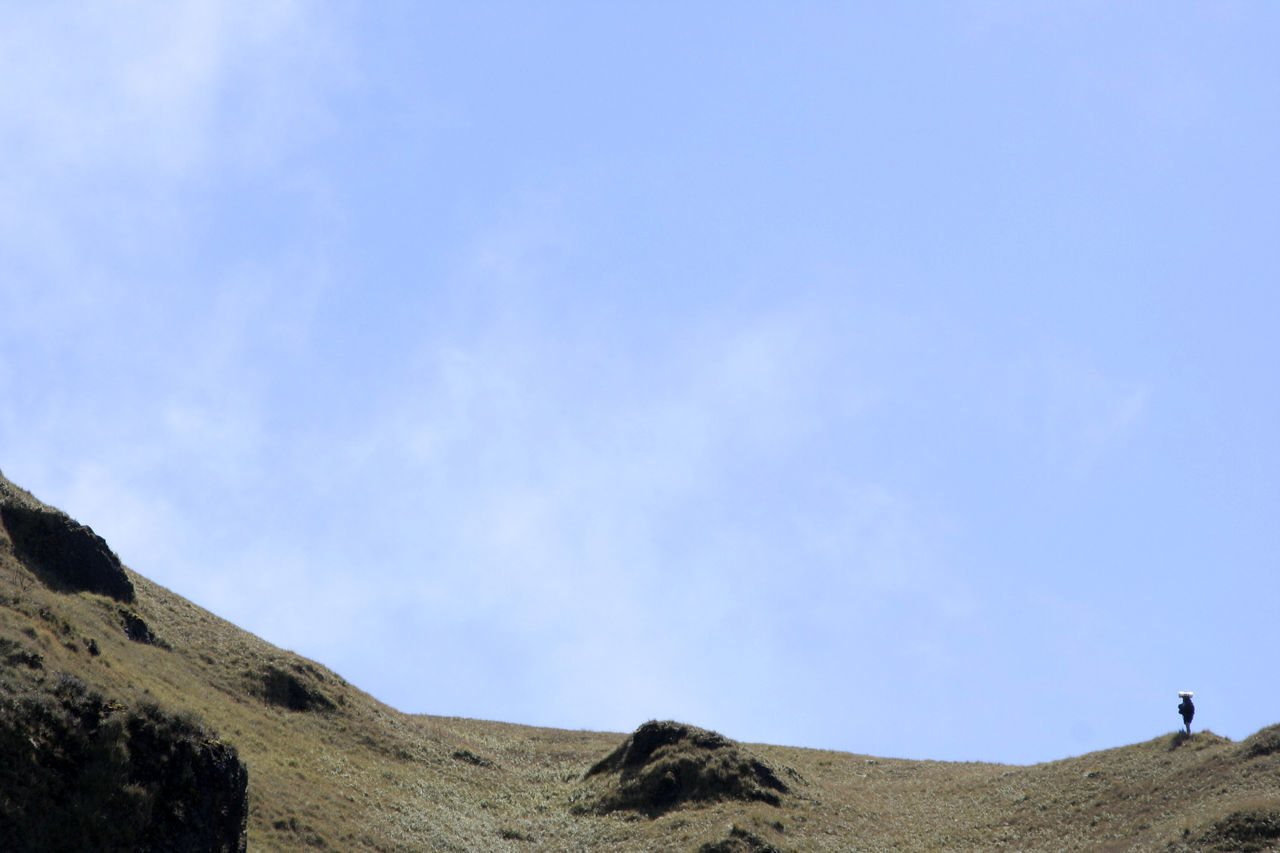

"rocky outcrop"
[577, 721, 792, 816]
[0, 502, 134, 602]
[120, 608, 163, 646]
[0, 675, 248, 852]
[125, 702, 250, 853]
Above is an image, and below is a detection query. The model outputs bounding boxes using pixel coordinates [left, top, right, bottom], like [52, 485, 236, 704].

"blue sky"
[2, 2, 1277, 764]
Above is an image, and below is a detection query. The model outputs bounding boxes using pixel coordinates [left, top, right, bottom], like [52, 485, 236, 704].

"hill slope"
[1, 470, 1277, 851]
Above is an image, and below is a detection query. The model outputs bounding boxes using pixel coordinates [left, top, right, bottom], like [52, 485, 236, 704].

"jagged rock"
[0, 502, 134, 603]
[578, 721, 791, 816]
[0, 675, 248, 852]
[0, 637, 43, 670]
[126, 703, 250, 853]
[120, 609, 161, 645]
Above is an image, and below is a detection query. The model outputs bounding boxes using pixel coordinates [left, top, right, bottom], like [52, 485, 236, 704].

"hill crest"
[2, 469, 1278, 851]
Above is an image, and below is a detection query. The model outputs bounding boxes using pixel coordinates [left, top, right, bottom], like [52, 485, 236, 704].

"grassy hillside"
[1, 471, 1277, 851]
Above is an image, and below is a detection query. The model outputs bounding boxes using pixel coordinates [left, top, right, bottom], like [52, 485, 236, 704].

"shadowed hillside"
[1, 469, 1277, 851]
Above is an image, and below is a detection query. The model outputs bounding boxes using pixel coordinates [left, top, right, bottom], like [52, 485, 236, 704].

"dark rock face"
[126, 704, 250, 853]
[0, 675, 248, 853]
[120, 609, 161, 645]
[0, 503, 134, 602]
[580, 720, 791, 816]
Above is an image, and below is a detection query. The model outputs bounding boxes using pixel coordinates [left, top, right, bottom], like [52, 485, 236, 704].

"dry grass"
[2, 482, 1278, 851]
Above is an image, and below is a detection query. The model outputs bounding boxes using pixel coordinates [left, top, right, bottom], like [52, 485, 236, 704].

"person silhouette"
[1178, 693, 1195, 735]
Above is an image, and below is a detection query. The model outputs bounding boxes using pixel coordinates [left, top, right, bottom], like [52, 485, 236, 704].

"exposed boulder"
[120, 609, 162, 646]
[577, 721, 791, 817]
[0, 502, 134, 603]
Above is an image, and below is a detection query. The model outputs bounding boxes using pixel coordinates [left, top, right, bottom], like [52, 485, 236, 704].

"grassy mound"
[255, 662, 337, 713]
[577, 720, 791, 817]
[1238, 723, 1280, 760]
[1186, 799, 1280, 852]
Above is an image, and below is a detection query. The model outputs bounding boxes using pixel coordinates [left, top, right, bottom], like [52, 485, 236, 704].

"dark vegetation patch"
[0, 673, 247, 852]
[578, 721, 791, 817]
[453, 748, 499, 768]
[1191, 800, 1280, 852]
[270, 815, 328, 848]
[0, 503, 134, 602]
[498, 826, 535, 842]
[0, 636, 43, 669]
[38, 604, 75, 636]
[1169, 730, 1230, 752]
[255, 663, 336, 713]
[694, 823, 792, 853]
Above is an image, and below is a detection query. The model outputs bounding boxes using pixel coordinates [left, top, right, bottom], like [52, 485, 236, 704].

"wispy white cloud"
[0, 0, 341, 312]
[7, 3, 1267, 765]
[0, 1, 338, 176]
[248, 192, 977, 737]
[0, 2, 343, 608]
